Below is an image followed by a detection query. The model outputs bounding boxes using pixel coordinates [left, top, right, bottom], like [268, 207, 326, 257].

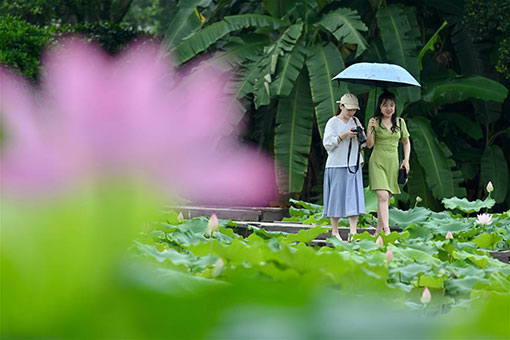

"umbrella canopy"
[332, 62, 421, 88]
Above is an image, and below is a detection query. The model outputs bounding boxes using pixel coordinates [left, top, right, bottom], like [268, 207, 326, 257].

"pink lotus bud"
[420, 287, 431, 304]
[477, 213, 493, 225]
[445, 231, 453, 240]
[205, 213, 219, 237]
[439, 268, 445, 275]
[385, 249, 393, 262]
[177, 212, 184, 223]
[376, 235, 384, 248]
[486, 181, 494, 193]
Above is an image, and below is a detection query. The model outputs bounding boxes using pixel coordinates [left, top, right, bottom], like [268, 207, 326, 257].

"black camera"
[351, 126, 366, 144]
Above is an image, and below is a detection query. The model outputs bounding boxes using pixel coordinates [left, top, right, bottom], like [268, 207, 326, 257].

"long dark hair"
[374, 90, 399, 133]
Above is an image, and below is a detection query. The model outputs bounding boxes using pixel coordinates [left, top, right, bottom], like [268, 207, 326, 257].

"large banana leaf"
[422, 74, 509, 105]
[225, 57, 265, 116]
[377, 4, 421, 103]
[306, 43, 346, 138]
[174, 14, 282, 64]
[317, 7, 368, 57]
[271, 39, 306, 96]
[207, 35, 268, 67]
[408, 117, 466, 199]
[481, 145, 508, 203]
[274, 71, 314, 194]
[163, 0, 212, 49]
[253, 24, 303, 108]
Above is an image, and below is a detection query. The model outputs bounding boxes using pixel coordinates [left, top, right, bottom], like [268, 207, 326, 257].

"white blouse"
[323, 116, 364, 168]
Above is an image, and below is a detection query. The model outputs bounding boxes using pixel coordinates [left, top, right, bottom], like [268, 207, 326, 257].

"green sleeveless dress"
[369, 117, 410, 194]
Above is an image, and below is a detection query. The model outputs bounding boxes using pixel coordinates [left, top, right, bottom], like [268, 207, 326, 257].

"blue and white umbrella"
[332, 62, 421, 88]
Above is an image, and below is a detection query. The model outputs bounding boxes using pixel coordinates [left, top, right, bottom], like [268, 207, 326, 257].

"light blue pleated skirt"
[323, 167, 365, 218]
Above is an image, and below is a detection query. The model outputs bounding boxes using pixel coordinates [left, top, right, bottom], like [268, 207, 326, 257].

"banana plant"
[163, 0, 368, 194]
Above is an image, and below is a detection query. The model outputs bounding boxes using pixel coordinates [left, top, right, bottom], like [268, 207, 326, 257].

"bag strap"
[347, 117, 362, 174]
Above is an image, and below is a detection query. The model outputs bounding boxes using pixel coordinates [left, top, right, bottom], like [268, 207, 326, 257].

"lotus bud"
[420, 287, 431, 304]
[385, 249, 393, 262]
[177, 212, 184, 223]
[445, 231, 453, 240]
[416, 196, 422, 203]
[486, 181, 494, 193]
[376, 235, 384, 248]
[477, 213, 493, 225]
[439, 268, 445, 275]
[205, 214, 219, 237]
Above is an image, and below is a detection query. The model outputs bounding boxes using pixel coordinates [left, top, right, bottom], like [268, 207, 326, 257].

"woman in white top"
[323, 93, 366, 241]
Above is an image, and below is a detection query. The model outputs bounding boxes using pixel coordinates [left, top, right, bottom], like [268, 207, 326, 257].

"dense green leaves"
[408, 117, 466, 199]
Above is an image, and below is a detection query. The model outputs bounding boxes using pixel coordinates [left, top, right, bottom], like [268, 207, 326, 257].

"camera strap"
[347, 117, 362, 174]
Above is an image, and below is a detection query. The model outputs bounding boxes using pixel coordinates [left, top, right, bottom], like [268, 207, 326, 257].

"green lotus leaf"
[286, 226, 329, 243]
[418, 275, 444, 288]
[445, 277, 479, 295]
[442, 196, 496, 213]
[389, 207, 432, 228]
[392, 263, 431, 282]
[472, 233, 504, 250]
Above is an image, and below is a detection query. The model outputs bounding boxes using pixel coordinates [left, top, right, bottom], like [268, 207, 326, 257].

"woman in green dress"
[366, 90, 411, 235]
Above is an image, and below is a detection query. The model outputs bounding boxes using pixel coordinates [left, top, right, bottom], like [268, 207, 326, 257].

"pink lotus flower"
[477, 213, 493, 225]
[420, 287, 431, 304]
[0, 39, 276, 205]
[439, 268, 445, 275]
[376, 235, 384, 248]
[445, 231, 454, 240]
[385, 249, 393, 262]
[486, 181, 494, 193]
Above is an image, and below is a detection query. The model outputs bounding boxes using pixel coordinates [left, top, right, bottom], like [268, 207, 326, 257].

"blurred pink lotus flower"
[476, 213, 493, 225]
[376, 235, 384, 248]
[486, 181, 494, 193]
[420, 287, 431, 304]
[0, 39, 276, 205]
[385, 249, 393, 262]
[445, 231, 453, 240]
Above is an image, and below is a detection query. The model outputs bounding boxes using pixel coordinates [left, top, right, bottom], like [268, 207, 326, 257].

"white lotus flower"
[477, 213, 493, 225]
